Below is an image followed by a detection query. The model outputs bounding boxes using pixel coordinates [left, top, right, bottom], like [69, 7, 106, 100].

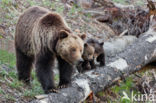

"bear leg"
[57, 56, 73, 87]
[16, 48, 34, 84]
[89, 59, 96, 69]
[76, 63, 83, 73]
[82, 60, 91, 71]
[97, 53, 105, 66]
[35, 51, 55, 94]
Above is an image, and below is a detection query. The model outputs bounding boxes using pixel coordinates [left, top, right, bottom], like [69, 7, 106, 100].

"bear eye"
[71, 48, 76, 52]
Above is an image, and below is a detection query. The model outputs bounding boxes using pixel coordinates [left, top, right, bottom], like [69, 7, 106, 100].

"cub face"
[87, 38, 104, 58]
[56, 30, 86, 65]
[82, 43, 95, 61]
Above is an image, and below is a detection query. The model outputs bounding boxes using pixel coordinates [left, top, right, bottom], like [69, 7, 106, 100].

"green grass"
[9, 79, 24, 89]
[0, 49, 43, 99]
[23, 77, 43, 97]
[27, 0, 36, 6]
[0, 50, 16, 68]
[111, 77, 139, 103]
[0, 49, 61, 100]
[0, 0, 12, 8]
[0, 87, 4, 94]
[112, 77, 134, 94]
[136, 1, 144, 6]
[112, 0, 144, 6]
[4, 94, 16, 101]
[95, 77, 140, 103]
[112, 0, 127, 4]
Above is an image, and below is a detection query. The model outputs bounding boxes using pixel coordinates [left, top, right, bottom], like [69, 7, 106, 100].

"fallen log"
[30, 17, 156, 103]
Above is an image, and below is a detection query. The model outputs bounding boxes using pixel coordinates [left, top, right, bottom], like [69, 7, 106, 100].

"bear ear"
[100, 42, 104, 46]
[40, 13, 62, 26]
[59, 30, 69, 39]
[78, 34, 86, 40]
[84, 43, 88, 47]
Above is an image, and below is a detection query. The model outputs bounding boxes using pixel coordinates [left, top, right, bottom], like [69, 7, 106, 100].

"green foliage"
[97, 91, 104, 97]
[84, 13, 92, 18]
[112, 0, 127, 4]
[54, 74, 59, 81]
[4, 94, 16, 101]
[112, 77, 133, 94]
[0, 69, 9, 77]
[136, 1, 144, 6]
[121, 99, 131, 103]
[8, 71, 17, 79]
[56, 6, 64, 14]
[0, 49, 43, 98]
[111, 77, 139, 103]
[0, 87, 4, 94]
[23, 80, 43, 97]
[68, 5, 82, 16]
[27, 0, 36, 6]
[42, 0, 51, 7]
[9, 79, 24, 89]
[50, 1, 64, 14]
[112, 0, 144, 6]
[1, 0, 12, 7]
[0, 50, 16, 67]
[69, 6, 77, 15]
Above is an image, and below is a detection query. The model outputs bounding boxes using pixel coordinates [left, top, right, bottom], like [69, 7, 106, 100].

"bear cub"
[77, 43, 95, 72]
[77, 38, 105, 73]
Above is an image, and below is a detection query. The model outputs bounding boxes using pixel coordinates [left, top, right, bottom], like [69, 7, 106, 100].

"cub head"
[87, 38, 104, 58]
[82, 43, 95, 61]
[56, 30, 86, 65]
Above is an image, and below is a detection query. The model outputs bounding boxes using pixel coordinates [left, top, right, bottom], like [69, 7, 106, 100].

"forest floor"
[0, 0, 156, 103]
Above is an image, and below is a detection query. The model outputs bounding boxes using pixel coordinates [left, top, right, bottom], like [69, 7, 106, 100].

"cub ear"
[59, 30, 69, 39]
[78, 34, 86, 40]
[100, 42, 104, 46]
[84, 43, 88, 47]
[40, 13, 62, 26]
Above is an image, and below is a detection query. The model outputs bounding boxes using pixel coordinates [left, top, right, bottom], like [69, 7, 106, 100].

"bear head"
[87, 39, 104, 58]
[56, 30, 86, 65]
[82, 43, 95, 61]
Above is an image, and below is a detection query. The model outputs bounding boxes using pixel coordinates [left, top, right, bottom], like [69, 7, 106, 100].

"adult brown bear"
[15, 6, 86, 93]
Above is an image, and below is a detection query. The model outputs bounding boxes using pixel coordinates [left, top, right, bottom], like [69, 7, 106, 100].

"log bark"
[30, 20, 156, 103]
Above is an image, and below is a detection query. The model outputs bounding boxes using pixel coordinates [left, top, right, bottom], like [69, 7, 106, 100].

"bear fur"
[77, 38, 105, 73]
[77, 43, 95, 72]
[15, 6, 86, 93]
[87, 38, 105, 66]
[82, 43, 95, 61]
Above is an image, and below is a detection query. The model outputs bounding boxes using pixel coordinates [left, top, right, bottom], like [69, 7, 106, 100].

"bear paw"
[49, 89, 59, 93]
[58, 84, 68, 89]
[46, 88, 59, 93]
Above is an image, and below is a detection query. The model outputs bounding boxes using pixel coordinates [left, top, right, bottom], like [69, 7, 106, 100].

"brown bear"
[77, 43, 95, 73]
[87, 38, 105, 67]
[77, 38, 105, 73]
[15, 6, 86, 93]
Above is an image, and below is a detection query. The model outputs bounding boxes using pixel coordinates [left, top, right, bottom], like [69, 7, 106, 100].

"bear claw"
[49, 89, 59, 93]
[58, 85, 68, 89]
